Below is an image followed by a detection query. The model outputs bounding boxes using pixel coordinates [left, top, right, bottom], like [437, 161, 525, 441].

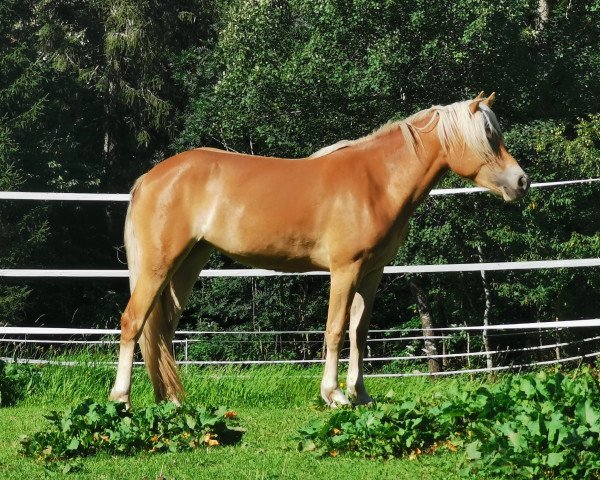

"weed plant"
[297, 368, 600, 479]
[0, 360, 39, 406]
[20, 399, 244, 473]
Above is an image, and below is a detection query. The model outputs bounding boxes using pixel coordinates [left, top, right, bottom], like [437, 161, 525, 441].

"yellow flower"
[408, 448, 422, 460]
[203, 433, 219, 447]
[445, 440, 458, 452]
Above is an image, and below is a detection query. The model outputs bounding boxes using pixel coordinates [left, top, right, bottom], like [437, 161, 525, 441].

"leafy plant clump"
[0, 360, 39, 406]
[20, 399, 244, 472]
[298, 369, 600, 479]
[298, 396, 442, 459]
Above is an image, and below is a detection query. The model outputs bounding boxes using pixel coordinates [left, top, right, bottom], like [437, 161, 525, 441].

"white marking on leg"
[321, 347, 351, 407]
[347, 292, 369, 403]
[110, 340, 136, 406]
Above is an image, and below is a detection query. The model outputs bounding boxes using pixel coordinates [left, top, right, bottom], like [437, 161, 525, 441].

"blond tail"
[125, 174, 184, 403]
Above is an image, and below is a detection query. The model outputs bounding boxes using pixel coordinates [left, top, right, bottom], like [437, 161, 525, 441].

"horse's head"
[444, 93, 530, 201]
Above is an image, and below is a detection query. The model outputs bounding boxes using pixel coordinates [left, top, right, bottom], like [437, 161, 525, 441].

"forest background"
[1, 0, 598, 366]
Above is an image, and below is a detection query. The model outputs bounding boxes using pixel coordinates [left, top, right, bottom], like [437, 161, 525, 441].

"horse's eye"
[485, 124, 493, 139]
[486, 126, 501, 153]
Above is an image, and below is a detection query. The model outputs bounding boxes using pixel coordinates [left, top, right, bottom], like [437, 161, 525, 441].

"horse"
[109, 92, 530, 409]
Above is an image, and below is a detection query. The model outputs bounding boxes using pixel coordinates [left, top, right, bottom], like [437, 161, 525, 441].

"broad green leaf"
[519, 378, 536, 398]
[185, 414, 197, 430]
[465, 441, 482, 460]
[546, 452, 565, 467]
[60, 418, 72, 433]
[545, 412, 564, 444]
[66, 438, 79, 451]
[576, 399, 600, 432]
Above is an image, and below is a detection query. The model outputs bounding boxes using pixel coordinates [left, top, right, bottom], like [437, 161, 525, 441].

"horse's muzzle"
[518, 174, 531, 195]
[497, 166, 530, 201]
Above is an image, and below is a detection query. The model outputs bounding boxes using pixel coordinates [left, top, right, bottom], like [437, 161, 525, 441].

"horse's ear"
[482, 92, 496, 107]
[474, 91, 485, 100]
[469, 99, 482, 114]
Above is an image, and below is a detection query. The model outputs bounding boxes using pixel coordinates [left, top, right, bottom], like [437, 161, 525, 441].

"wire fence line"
[1, 177, 599, 376]
[3, 349, 599, 378]
[2, 332, 599, 359]
[2, 321, 599, 376]
[365, 351, 600, 378]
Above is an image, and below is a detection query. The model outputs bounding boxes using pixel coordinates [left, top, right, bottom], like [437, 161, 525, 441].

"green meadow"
[0, 363, 472, 479]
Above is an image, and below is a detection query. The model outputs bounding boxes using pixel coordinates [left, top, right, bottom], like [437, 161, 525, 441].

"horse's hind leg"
[110, 267, 174, 407]
[139, 243, 213, 404]
[109, 234, 198, 408]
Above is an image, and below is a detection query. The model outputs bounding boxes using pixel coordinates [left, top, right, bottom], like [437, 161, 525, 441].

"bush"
[0, 361, 38, 406]
[20, 399, 244, 473]
[298, 368, 600, 479]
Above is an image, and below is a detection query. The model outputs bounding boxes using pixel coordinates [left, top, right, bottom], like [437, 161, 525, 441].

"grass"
[0, 361, 483, 479]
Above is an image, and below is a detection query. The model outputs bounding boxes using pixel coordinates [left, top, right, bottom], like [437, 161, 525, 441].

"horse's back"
[130, 145, 402, 272]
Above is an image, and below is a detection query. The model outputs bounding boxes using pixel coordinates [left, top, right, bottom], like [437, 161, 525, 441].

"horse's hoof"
[323, 388, 352, 408]
[109, 390, 131, 410]
[351, 394, 374, 406]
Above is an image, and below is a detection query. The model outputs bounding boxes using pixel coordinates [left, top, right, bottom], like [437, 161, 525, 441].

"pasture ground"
[0, 363, 482, 479]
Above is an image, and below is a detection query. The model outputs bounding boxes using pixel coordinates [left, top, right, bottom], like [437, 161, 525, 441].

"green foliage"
[298, 394, 439, 459]
[0, 361, 38, 406]
[0, 0, 216, 329]
[0, 386, 466, 480]
[298, 369, 600, 479]
[185, 274, 328, 361]
[458, 370, 600, 479]
[177, 0, 600, 155]
[0, 0, 52, 322]
[20, 399, 244, 473]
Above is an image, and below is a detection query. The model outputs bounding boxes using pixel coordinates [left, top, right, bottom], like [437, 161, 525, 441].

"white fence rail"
[2, 318, 600, 336]
[1, 258, 599, 279]
[2, 319, 599, 375]
[0, 178, 598, 202]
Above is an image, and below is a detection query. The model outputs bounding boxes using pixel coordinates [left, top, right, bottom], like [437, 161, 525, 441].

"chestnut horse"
[110, 93, 529, 408]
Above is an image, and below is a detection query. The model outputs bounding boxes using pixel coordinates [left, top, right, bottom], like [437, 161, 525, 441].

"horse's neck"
[367, 126, 448, 216]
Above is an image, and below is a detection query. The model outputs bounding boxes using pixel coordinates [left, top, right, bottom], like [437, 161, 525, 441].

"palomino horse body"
[110, 93, 529, 408]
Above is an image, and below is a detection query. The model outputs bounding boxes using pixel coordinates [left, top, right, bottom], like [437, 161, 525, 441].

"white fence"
[2, 319, 600, 365]
[1, 177, 600, 376]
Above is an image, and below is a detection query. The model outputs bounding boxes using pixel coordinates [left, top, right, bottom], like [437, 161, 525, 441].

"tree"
[0, 1, 219, 327]
[0, 0, 52, 324]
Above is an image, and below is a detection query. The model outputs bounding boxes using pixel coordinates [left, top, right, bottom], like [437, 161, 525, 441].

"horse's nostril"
[518, 175, 530, 192]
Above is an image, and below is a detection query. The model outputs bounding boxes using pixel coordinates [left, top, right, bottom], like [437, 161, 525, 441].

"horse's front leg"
[321, 265, 361, 407]
[347, 269, 383, 405]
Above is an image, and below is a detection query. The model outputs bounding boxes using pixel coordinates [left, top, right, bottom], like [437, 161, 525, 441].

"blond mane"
[310, 99, 502, 162]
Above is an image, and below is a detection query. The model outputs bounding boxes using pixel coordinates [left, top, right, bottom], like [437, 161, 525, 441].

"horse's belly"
[223, 250, 329, 273]
[199, 198, 330, 271]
